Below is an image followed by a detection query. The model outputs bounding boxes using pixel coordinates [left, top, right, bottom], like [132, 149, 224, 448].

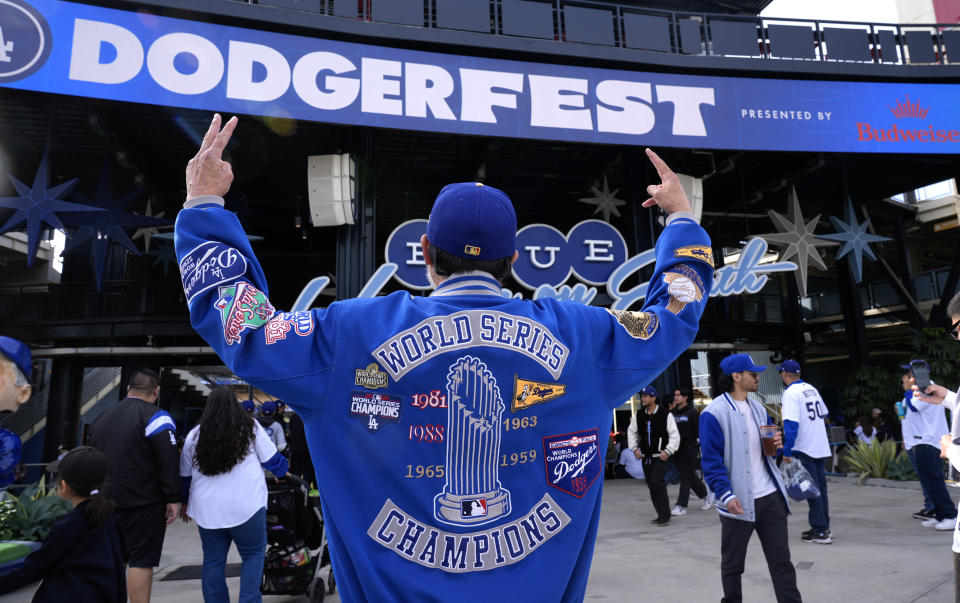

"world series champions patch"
[349, 390, 402, 432]
[215, 282, 275, 345]
[542, 429, 602, 498]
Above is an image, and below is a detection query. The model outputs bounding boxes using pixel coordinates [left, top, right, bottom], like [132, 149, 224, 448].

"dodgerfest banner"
[2, 0, 960, 153]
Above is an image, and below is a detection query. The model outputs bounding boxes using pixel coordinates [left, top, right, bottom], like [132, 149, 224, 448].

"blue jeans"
[907, 447, 934, 511]
[198, 507, 266, 603]
[912, 444, 958, 521]
[794, 452, 829, 531]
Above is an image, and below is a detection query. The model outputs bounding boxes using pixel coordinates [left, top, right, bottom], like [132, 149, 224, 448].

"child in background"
[0, 446, 125, 602]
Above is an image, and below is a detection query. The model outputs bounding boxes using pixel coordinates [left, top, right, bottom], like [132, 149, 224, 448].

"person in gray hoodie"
[700, 353, 802, 603]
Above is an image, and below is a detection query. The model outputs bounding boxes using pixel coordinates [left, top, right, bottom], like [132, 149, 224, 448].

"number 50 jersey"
[781, 380, 831, 459]
[175, 200, 712, 602]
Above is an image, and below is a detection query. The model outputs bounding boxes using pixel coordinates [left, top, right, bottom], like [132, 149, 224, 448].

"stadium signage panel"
[291, 220, 798, 311]
[3, 0, 960, 153]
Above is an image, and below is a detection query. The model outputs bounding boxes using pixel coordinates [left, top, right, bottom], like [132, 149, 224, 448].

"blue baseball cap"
[0, 336, 31, 381]
[261, 400, 279, 416]
[720, 353, 766, 375]
[241, 399, 255, 413]
[426, 182, 517, 261]
[777, 359, 801, 374]
[641, 385, 657, 397]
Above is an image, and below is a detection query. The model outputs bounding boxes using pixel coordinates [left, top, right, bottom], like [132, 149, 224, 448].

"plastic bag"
[780, 460, 821, 501]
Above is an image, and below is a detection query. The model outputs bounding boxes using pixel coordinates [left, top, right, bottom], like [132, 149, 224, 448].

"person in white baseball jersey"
[901, 360, 957, 530]
[779, 359, 832, 544]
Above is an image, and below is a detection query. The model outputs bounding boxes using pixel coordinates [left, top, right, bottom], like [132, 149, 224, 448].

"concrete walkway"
[2, 476, 956, 602]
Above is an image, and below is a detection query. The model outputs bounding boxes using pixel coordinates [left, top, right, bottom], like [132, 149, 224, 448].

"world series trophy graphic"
[434, 355, 511, 526]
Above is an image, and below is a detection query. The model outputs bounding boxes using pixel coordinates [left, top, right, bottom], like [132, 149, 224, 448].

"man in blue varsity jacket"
[175, 115, 713, 602]
[700, 354, 801, 603]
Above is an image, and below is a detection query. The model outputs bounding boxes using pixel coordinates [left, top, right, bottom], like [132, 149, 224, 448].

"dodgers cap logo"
[0, 0, 52, 83]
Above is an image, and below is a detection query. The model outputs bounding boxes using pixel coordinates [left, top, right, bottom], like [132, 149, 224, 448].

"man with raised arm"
[174, 114, 713, 601]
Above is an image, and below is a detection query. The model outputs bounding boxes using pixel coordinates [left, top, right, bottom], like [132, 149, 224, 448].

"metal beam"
[859, 204, 927, 328]
[31, 346, 215, 357]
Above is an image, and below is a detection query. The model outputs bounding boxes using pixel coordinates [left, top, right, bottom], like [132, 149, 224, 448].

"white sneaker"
[935, 518, 956, 531]
[701, 494, 716, 511]
[671, 505, 687, 516]
[921, 518, 939, 528]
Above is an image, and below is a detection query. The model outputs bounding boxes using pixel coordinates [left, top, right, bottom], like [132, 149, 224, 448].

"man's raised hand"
[641, 148, 692, 216]
[186, 114, 238, 201]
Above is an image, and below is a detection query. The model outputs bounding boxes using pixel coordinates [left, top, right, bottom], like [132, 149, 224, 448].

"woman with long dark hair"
[180, 386, 288, 603]
[0, 446, 125, 602]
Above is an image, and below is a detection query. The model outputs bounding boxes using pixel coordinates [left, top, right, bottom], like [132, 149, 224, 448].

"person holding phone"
[902, 359, 956, 531]
[911, 293, 960, 600]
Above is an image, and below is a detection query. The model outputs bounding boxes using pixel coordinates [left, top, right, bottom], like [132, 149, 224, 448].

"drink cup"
[759, 425, 778, 456]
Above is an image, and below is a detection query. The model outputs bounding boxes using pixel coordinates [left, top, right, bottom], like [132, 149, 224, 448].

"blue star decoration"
[148, 240, 178, 277]
[818, 198, 891, 283]
[61, 160, 172, 291]
[0, 148, 102, 267]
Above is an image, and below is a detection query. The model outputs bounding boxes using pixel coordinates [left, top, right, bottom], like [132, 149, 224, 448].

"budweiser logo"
[856, 95, 957, 144]
[887, 95, 929, 120]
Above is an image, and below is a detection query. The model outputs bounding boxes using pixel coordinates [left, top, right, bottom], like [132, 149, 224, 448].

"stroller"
[262, 474, 335, 602]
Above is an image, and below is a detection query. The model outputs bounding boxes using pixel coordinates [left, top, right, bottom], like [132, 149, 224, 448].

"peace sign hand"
[186, 114, 238, 201]
[641, 148, 692, 216]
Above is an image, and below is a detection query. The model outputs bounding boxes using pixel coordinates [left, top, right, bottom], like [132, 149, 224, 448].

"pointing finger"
[209, 116, 238, 158]
[198, 114, 222, 156]
[645, 147, 672, 181]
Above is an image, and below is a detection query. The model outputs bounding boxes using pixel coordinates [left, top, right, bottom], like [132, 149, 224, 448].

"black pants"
[643, 458, 671, 521]
[719, 492, 802, 603]
[674, 445, 707, 507]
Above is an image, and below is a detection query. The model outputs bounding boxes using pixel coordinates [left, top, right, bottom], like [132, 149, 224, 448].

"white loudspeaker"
[307, 154, 356, 226]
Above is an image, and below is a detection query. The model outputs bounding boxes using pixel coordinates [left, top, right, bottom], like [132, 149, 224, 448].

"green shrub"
[841, 439, 903, 485]
[885, 448, 919, 481]
[0, 478, 71, 542]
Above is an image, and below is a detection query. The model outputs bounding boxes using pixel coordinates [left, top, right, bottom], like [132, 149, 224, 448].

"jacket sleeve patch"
[214, 282, 276, 345]
[664, 264, 705, 314]
[179, 242, 248, 305]
[607, 309, 659, 340]
[674, 245, 714, 267]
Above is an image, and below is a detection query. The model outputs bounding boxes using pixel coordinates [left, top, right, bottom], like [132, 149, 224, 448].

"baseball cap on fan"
[0, 336, 32, 381]
[719, 353, 766, 375]
[426, 183, 517, 261]
[777, 359, 801, 374]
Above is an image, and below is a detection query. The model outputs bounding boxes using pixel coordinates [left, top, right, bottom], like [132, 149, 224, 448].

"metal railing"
[237, 0, 960, 67]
